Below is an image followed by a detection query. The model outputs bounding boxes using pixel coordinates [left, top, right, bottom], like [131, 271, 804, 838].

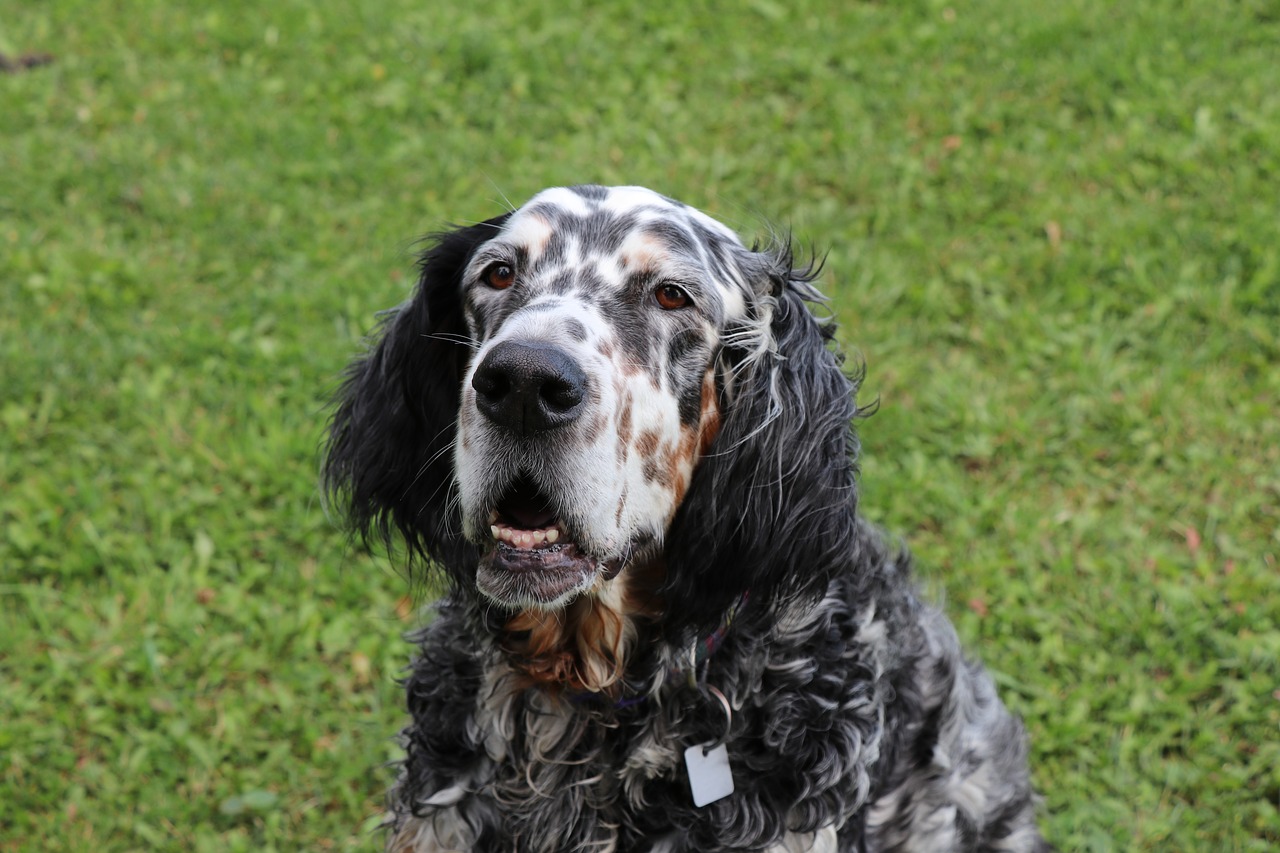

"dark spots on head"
[676, 381, 703, 428]
[684, 223, 751, 291]
[587, 212, 641, 258]
[598, 338, 614, 360]
[528, 206, 643, 262]
[512, 245, 531, 277]
[690, 220, 734, 252]
[667, 328, 709, 425]
[541, 233, 570, 268]
[606, 296, 660, 373]
[572, 268, 609, 299]
[546, 269, 575, 296]
[624, 269, 660, 301]
[641, 220, 698, 258]
[569, 184, 609, 201]
[526, 202, 571, 226]
[510, 304, 589, 343]
[615, 487, 627, 526]
[465, 300, 488, 341]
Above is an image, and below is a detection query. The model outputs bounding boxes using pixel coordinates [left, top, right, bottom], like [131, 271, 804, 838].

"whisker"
[422, 332, 480, 350]
[483, 176, 518, 214]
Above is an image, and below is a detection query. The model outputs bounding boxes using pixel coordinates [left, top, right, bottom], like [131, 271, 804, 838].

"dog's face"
[326, 184, 858, 638]
[454, 186, 755, 609]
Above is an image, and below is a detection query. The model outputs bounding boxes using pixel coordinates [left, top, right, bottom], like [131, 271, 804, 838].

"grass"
[2, 0, 1277, 849]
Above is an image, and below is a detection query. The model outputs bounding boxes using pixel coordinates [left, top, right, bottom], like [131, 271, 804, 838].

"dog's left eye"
[484, 263, 516, 290]
[654, 284, 691, 310]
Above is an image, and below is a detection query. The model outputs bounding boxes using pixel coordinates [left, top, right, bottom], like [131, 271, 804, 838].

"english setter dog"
[324, 185, 1051, 852]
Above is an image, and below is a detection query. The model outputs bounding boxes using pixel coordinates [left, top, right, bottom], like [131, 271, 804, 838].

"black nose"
[472, 341, 588, 435]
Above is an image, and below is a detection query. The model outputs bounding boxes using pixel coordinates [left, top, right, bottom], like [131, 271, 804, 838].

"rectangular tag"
[684, 743, 735, 807]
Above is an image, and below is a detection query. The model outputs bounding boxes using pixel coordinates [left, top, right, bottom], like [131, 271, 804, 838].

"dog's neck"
[499, 560, 666, 696]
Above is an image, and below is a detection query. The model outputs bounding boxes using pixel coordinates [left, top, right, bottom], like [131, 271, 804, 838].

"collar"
[669, 589, 751, 689]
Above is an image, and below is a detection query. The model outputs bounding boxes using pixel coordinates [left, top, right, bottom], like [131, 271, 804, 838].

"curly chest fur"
[388, 589, 891, 853]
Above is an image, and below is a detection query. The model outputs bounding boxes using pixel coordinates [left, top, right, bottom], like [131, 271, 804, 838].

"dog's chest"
[477, 683, 687, 800]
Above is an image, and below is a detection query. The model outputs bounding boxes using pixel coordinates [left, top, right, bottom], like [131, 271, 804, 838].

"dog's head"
[326, 186, 861, 639]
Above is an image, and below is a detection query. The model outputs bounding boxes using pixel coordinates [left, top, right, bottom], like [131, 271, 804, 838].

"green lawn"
[2, 0, 1277, 849]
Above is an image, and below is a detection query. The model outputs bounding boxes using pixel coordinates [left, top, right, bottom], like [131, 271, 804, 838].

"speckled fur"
[325, 186, 1051, 852]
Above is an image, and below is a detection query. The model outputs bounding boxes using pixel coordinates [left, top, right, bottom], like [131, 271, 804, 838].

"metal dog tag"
[684, 743, 735, 807]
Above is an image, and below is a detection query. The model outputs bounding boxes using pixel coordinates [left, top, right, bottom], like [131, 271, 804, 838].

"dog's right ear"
[323, 214, 510, 576]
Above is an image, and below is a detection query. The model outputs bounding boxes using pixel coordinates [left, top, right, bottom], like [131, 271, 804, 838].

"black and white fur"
[324, 186, 1051, 852]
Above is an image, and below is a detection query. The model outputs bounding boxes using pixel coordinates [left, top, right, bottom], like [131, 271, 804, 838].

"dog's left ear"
[323, 214, 510, 577]
[661, 246, 864, 636]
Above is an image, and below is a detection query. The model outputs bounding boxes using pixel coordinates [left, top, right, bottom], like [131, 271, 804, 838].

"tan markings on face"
[661, 371, 720, 514]
[667, 427, 699, 509]
[619, 231, 669, 274]
[642, 458, 671, 489]
[636, 429, 661, 460]
[636, 429, 670, 489]
[615, 486, 628, 526]
[697, 369, 722, 456]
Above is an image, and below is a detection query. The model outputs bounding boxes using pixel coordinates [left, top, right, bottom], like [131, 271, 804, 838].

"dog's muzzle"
[468, 340, 605, 607]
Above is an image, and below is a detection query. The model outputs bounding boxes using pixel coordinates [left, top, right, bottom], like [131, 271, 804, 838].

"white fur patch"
[387, 812, 471, 853]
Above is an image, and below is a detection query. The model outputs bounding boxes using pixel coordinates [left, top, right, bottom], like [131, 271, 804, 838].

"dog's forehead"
[499, 186, 742, 270]
[473, 186, 751, 322]
[521, 185, 740, 240]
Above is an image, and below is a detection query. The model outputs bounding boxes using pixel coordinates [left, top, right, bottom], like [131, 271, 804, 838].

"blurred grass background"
[2, 0, 1278, 849]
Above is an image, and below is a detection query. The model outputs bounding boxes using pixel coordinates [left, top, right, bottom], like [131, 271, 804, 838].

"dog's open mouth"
[488, 475, 566, 549]
[475, 476, 599, 607]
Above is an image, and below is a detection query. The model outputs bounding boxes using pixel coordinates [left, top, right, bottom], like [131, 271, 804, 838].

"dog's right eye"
[484, 263, 516, 290]
[654, 283, 691, 310]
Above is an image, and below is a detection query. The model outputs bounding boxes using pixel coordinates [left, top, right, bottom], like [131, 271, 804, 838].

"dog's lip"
[476, 539, 600, 605]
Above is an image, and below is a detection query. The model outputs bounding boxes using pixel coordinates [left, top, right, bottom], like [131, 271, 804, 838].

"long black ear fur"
[660, 251, 864, 637]
[323, 214, 510, 578]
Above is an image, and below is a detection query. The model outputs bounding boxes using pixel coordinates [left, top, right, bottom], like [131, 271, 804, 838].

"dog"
[324, 185, 1051, 852]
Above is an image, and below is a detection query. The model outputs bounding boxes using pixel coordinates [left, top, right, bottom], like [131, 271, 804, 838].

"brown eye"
[485, 263, 515, 290]
[654, 284, 690, 310]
